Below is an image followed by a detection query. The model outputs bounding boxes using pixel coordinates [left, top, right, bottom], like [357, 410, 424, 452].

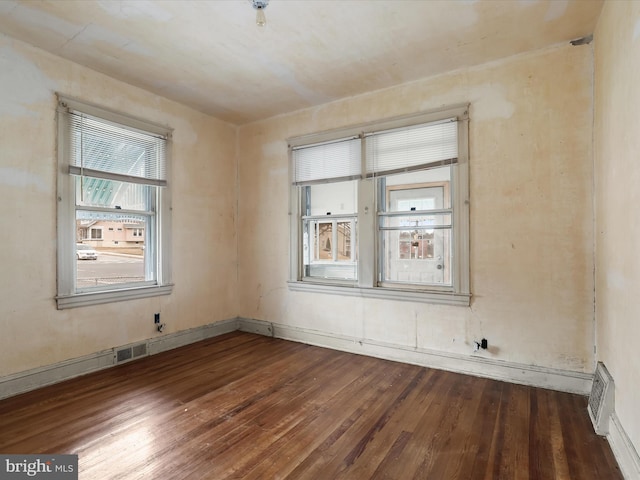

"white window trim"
[56, 95, 173, 309]
[288, 104, 470, 306]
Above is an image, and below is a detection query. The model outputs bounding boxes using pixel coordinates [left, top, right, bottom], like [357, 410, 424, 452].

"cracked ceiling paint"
[0, 0, 603, 125]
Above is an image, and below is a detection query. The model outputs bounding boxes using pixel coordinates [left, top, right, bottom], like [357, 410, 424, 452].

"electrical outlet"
[474, 339, 489, 351]
[154, 313, 160, 324]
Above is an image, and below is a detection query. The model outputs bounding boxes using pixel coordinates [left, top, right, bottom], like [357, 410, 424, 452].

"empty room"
[0, 0, 638, 478]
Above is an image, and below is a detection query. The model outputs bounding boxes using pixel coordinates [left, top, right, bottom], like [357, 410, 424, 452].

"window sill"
[287, 281, 470, 306]
[56, 284, 173, 309]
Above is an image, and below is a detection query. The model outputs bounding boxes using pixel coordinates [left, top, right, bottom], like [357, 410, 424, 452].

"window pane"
[76, 211, 151, 290]
[303, 218, 357, 281]
[380, 172, 452, 287]
[314, 221, 334, 261]
[385, 167, 451, 210]
[308, 180, 357, 216]
[75, 176, 151, 211]
[310, 220, 355, 261]
[302, 180, 358, 281]
[383, 228, 451, 285]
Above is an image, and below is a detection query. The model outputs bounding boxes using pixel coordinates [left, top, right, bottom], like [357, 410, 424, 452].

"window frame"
[55, 95, 173, 309]
[288, 105, 470, 306]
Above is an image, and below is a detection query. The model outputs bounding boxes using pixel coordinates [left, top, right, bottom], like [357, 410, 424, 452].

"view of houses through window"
[75, 215, 145, 289]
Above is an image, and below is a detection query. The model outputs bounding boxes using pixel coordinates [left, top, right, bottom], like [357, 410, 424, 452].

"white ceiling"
[0, 0, 603, 125]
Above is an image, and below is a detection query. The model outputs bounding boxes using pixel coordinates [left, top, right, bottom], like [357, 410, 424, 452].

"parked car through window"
[76, 244, 97, 260]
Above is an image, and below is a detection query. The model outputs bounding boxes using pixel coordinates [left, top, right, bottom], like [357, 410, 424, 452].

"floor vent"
[588, 362, 614, 435]
[115, 342, 148, 364]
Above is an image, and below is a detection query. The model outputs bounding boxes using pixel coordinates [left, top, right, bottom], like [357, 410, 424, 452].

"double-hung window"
[293, 137, 361, 281]
[289, 105, 470, 306]
[56, 96, 173, 309]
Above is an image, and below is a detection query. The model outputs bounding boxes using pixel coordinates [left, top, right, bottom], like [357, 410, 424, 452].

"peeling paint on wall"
[0, 46, 56, 117]
[469, 83, 515, 121]
[0, 32, 239, 376]
[239, 44, 594, 373]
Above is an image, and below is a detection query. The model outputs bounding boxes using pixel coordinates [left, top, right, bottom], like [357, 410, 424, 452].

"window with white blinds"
[365, 119, 458, 176]
[66, 111, 167, 186]
[292, 118, 458, 184]
[56, 96, 173, 309]
[288, 104, 470, 306]
[292, 137, 361, 185]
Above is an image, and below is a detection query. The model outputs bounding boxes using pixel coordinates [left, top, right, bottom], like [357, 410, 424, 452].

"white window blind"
[293, 137, 361, 185]
[365, 118, 458, 176]
[66, 111, 167, 187]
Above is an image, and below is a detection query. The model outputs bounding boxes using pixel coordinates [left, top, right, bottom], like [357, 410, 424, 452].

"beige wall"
[0, 33, 238, 376]
[594, 0, 640, 457]
[238, 43, 595, 373]
[0, 16, 600, 395]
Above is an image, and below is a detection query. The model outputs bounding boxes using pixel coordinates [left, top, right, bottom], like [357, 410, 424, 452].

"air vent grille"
[116, 347, 132, 363]
[115, 342, 148, 364]
[589, 370, 604, 413]
[588, 362, 614, 436]
[132, 343, 147, 358]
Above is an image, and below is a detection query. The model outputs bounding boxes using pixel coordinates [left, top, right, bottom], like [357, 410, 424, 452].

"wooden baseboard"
[238, 317, 274, 337]
[608, 413, 640, 480]
[0, 349, 114, 400]
[147, 318, 239, 355]
[0, 316, 593, 401]
[0, 318, 239, 400]
[237, 318, 593, 395]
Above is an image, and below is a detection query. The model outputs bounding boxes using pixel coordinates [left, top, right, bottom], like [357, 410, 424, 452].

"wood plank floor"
[0, 332, 622, 479]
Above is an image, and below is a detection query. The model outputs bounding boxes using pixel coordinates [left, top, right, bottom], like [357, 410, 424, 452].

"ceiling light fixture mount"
[252, 0, 269, 27]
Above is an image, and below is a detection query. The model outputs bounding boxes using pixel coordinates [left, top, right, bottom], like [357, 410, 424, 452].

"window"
[293, 136, 360, 282]
[90, 227, 103, 240]
[289, 105, 470, 306]
[303, 180, 358, 281]
[56, 96, 173, 309]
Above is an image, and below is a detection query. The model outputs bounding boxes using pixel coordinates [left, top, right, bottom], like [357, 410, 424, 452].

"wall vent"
[115, 342, 148, 364]
[116, 347, 132, 363]
[588, 362, 614, 435]
[132, 343, 147, 358]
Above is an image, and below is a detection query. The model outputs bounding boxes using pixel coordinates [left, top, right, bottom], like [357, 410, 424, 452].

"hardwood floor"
[0, 332, 622, 479]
